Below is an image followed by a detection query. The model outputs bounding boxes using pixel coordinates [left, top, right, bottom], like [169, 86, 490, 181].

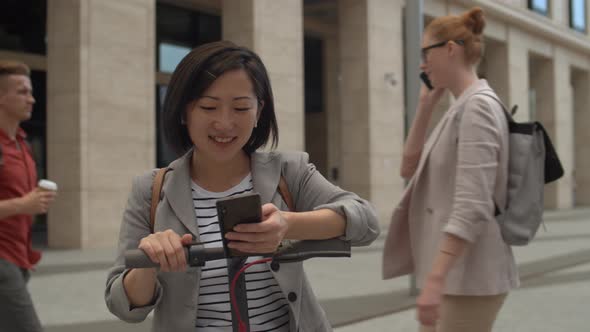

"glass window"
[156, 2, 221, 73]
[158, 43, 191, 73]
[570, 0, 587, 32]
[20, 70, 48, 246]
[155, 3, 221, 167]
[22, 70, 47, 181]
[303, 35, 327, 178]
[156, 85, 178, 167]
[304, 36, 324, 114]
[529, 0, 550, 16]
[0, 0, 46, 54]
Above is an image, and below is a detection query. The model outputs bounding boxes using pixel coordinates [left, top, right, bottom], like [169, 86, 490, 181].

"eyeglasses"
[421, 40, 465, 62]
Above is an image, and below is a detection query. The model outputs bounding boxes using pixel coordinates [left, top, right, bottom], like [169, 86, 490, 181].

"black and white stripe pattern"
[192, 174, 290, 332]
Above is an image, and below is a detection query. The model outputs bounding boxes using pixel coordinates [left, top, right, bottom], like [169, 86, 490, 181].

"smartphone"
[420, 72, 434, 90]
[216, 193, 262, 257]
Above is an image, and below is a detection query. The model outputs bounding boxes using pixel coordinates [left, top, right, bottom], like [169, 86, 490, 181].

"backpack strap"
[472, 90, 517, 123]
[150, 167, 171, 233]
[277, 176, 295, 212]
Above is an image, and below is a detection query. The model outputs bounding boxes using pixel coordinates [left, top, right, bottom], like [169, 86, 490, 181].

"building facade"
[0, 0, 588, 248]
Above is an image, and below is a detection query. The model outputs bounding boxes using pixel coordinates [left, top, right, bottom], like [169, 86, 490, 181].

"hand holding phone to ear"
[420, 72, 434, 90]
[418, 72, 446, 113]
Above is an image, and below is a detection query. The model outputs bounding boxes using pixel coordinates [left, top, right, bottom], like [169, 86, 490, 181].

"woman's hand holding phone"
[224, 203, 289, 254]
[418, 73, 446, 113]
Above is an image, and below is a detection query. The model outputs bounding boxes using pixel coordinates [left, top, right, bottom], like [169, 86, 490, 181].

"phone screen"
[216, 193, 262, 257]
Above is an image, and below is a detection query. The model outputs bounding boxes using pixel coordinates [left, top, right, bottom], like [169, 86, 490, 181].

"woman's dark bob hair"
[162, 40, 278, 156]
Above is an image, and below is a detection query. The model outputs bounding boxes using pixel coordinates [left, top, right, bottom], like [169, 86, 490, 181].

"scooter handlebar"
[124, 239, 351, 269]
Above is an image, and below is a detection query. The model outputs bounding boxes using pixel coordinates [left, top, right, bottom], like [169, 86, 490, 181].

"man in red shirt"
[0, 61, 56, 332]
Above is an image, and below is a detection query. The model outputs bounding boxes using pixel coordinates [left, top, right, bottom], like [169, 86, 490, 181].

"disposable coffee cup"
[38, 179, 58, 192]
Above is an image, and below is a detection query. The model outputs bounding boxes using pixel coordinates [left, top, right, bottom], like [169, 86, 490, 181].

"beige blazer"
[105, 150, 380, 332]
[382, 80, 519, 295]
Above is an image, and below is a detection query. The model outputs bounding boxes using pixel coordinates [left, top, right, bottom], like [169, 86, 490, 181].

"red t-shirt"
[0, 127, 40, 269]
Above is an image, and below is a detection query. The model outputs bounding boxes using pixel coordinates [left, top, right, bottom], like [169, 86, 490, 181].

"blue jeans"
[0, 259, 43, 332]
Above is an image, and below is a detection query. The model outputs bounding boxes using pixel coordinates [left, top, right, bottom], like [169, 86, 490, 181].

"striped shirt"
[192, 174, 290, 332]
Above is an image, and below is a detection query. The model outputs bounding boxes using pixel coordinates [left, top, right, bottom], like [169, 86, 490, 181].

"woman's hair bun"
[463, 7, 486, 35]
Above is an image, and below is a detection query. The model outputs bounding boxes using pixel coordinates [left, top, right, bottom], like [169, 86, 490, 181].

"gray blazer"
[382, 80, 519, 295]
[105, 150, 380, 332]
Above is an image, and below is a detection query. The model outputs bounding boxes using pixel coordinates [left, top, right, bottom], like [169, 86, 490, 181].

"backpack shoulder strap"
[473, 90, 506, 108]
[472, 91, 515, 122]
[277, 175, 295, 212]
[150, 167, 171, 233]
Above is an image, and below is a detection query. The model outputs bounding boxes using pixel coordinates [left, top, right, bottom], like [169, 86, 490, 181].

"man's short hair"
[0, 60, 31, 78]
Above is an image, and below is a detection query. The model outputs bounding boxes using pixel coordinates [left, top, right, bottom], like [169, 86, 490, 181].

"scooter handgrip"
[124, 249, 161, 268]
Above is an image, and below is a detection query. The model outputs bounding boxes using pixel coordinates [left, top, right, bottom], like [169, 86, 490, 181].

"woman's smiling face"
[186, 69, 261, 163]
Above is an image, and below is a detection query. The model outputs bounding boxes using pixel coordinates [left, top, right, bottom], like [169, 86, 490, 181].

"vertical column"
[338, 0, 370, 199]
[507, 28, 530, 122]
[339, 0, 405, 225]
[551, 0, 569, 28]
[530, 54, 558, 209]
[573, 69, 590, 205]
[222, 0, 304, 151]
[484, 40, 509, 104]
[551, 50, 574, 208]
[47, 0, 156, 248]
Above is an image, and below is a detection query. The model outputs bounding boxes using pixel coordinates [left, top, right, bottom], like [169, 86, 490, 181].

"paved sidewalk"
[334, 261, 590, 332]
[309, 208, 590, 327]
[27, 208, 590, 331]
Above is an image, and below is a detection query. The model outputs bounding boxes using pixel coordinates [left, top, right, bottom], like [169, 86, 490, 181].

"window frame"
[154, 2, 222, 167]
[528, 0, 550, 17]
[569, 0, 587, 33]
